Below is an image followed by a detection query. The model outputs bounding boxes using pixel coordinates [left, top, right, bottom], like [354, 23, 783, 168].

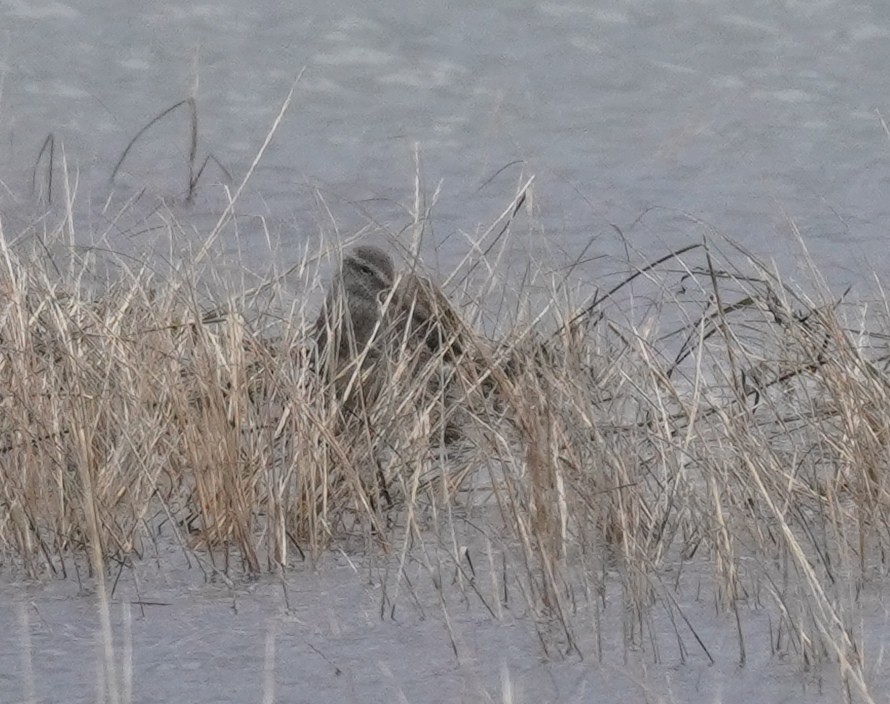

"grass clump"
[1, 187, 889, 701]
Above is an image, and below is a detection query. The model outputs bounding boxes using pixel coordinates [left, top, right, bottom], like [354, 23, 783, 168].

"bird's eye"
[358, 264, 374, 277]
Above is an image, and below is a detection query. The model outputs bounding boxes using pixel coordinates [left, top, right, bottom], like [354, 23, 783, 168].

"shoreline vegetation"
[2, 178, 889, 701]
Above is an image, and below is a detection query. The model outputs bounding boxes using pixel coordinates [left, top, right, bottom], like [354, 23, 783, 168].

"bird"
[312, 244, 486, 460]
[314, 245, 397, 368]
[391, 270, 465, 360]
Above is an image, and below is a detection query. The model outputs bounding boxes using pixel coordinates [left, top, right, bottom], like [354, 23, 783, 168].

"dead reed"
[1, 187, 889, 699]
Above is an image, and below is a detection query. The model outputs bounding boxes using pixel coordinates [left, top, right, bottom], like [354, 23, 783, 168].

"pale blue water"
[2, 0, 889, 290]
[0, 549, 875, 704]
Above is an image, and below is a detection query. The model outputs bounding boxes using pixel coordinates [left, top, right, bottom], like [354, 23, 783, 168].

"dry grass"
[2, 184, 890, 701]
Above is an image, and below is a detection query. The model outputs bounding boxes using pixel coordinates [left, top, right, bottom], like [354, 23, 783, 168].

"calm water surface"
[2, 0, 889, 288]
[1, 547, 881, 704]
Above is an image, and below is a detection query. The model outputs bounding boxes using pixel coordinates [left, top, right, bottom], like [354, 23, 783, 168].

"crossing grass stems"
[0, 183, 888, 702]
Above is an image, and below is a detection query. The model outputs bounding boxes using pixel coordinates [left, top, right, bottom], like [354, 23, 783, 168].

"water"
[2, 1, 890, 701]
[3, 1, 890, 288]
[0, 547, 877, 703]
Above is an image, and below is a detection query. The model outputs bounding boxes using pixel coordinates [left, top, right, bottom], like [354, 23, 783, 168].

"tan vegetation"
[1, 188, 889, 700]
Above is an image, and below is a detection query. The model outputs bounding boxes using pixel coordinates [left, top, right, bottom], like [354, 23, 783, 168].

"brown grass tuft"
[1, 188, 889, 698]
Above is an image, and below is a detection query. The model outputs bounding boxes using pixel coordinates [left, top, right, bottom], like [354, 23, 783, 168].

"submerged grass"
[1, 181, 889, 702]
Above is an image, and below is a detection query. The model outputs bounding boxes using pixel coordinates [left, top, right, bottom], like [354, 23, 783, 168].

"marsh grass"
[1, 183, 890, 701]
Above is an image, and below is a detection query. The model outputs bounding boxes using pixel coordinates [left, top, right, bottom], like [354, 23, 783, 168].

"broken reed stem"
[71, 378, 120, 704]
